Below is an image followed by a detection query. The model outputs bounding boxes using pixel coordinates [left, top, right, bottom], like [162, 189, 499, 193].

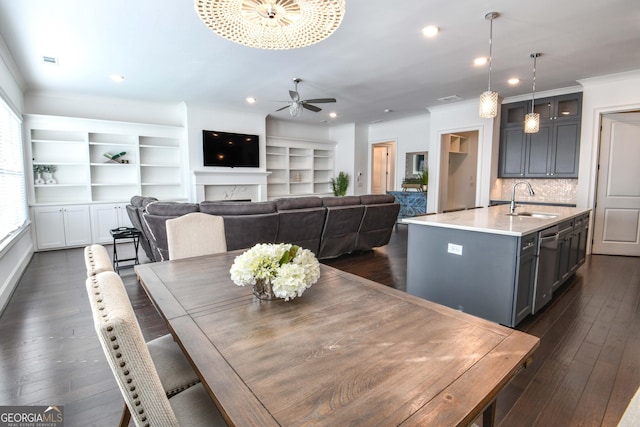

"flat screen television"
[202, 130, 259, 168]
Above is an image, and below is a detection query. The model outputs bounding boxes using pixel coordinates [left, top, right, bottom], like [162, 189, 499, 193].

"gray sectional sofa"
[126, 195, 400, 262]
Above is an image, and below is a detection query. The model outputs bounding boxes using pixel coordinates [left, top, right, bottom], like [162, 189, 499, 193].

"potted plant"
[330, 171, 350, 196]
[42, 164, 57, 184]
[32, 164, 46, 184]
[417, 169, 428, 192]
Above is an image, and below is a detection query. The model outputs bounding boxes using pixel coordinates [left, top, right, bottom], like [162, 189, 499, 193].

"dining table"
[135, 250, 539, 426]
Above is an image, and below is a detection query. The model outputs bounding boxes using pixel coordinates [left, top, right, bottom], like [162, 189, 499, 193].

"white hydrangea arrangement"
[229, 243, 320, 301]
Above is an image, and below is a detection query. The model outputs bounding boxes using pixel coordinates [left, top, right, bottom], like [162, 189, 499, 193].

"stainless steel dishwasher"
[533, 225, 559, 313]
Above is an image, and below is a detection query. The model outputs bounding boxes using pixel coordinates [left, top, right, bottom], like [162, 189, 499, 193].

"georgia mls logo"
[0, 405, 64, 427]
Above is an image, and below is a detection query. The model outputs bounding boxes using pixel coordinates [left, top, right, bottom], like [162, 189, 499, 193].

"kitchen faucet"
[510, 181, 535, 214]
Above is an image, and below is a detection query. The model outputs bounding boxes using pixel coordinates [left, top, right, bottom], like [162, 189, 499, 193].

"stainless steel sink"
[507, 212, 558, 219]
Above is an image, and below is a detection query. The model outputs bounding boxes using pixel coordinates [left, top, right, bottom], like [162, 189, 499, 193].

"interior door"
[592, 112, 640, 256]
[371, 144, 389, 194]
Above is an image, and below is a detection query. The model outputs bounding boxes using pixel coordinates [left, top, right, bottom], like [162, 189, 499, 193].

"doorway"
[592, 112, 640, 256]
[438, 131, 479, 212]
[371, 142, 396, 194]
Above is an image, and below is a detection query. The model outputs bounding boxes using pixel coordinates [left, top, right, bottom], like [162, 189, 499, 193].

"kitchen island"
[403, 205, 591, 327]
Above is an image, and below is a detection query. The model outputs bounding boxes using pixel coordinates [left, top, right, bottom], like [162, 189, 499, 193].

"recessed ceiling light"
[422, 25, 439, 38]
[42, 56, 58, 65]
[474, 57, 488, 66]
[437, 95, 463, 103]
[246, 97, 256, 104]
[508, 78, 520, 85]
[329, 112, 337, 118]
[384, 108, 393, 113]
[110, 74, 125, 82]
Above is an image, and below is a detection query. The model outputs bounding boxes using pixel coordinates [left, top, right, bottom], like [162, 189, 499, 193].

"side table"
[110, 227, 142, 273]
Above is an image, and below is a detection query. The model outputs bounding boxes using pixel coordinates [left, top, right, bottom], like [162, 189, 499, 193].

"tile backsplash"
[494, 179, 577, 205]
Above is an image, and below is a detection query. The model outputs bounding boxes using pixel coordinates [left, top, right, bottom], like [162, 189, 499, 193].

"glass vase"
[253, 279, 280, 300]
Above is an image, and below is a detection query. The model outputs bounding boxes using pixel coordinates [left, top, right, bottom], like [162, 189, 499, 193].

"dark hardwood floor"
[1, 226, 639, 426]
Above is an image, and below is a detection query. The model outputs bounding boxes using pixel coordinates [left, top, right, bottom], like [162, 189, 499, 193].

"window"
[0, 97, 27, 246]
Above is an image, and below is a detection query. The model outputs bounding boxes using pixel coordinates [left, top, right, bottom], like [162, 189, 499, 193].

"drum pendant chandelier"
[194, 0, 346, 50]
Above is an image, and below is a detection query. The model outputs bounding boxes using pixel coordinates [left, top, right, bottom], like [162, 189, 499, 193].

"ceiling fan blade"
[289, 90, 300, 102]
[302, 103, 322, 112]
[303, 98, 336, 104]
[275, 105, 289, 112]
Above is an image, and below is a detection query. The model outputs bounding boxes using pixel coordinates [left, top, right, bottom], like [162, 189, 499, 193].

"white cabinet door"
[33, 207, 66, 249]
[33, 205, 92, 249]
[63, 205, 92, 247]
[90, 203, 133, 243]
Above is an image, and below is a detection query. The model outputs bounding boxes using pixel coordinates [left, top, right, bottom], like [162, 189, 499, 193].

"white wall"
[186, 104, 268, 200]
[427, 100, 498, 213]
[577, 70, 640, 209]
[353, 123, 369, 195]
[0, 35, 31, 315]
[330, 123, 356, 195]
[368, 115, 430, 194]
[25, 92, 184, 127]
[266, 118, 331, 141]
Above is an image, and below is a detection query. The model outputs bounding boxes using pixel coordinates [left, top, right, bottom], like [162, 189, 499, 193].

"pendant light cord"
[531, 53, 539, 114]
[488, 17, 493, 91]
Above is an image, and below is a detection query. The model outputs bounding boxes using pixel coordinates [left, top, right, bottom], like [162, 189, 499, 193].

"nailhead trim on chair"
[89, 275, 155, 427]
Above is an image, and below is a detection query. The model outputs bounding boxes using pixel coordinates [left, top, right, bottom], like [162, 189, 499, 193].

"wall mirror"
[405, 151, 427, 177]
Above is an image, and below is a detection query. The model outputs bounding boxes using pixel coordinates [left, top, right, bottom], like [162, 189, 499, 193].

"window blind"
[0, 97, 27, 246]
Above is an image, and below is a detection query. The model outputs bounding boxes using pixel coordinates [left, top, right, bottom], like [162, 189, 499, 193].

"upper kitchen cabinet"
[499, 92, 582, 179]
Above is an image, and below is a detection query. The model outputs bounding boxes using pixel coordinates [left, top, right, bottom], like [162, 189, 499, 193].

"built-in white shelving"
[25, 115, 185, 205]
[266, 137, 335, 200]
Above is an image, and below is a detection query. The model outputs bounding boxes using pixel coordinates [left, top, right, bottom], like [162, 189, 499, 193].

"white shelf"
[26, 115, 185, 205]
[266, 137, 335, 199]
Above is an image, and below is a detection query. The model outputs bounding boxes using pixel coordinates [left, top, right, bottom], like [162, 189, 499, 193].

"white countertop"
[402, 205, 591, 236]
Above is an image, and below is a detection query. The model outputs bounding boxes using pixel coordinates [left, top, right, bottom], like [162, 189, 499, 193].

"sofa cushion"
[146, 201, 199, 216]
[359, 194, 396, 205]
[318, 204, 366, 259]
[200, 201, 276, 215]
[322, 196, 361, 207]
[222, 213, 279, 251]
[130, 195, 145, 208]
[275, 206, 326, 255]
[275, 196, 323, 211]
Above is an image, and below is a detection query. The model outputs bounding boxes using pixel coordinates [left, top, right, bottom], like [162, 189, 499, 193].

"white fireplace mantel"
[193, 170, 271, 202]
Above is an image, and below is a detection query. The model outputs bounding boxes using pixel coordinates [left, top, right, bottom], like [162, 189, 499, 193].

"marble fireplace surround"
[194, 170, 271, 202]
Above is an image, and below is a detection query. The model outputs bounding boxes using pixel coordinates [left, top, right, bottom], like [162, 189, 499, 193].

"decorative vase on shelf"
[34, 173, 45, 185]
[253, 279, 280, 301]
[43, 172, 57, 184]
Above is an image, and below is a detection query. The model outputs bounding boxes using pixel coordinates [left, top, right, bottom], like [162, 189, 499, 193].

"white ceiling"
[0, 0, 639, 125]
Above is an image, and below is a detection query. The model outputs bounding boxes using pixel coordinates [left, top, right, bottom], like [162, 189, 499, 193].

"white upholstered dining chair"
[86, 270, 227, 426]
[84, 244, 114, 276]
[84, 244, 202, 398]
[166, 212, 227, 260]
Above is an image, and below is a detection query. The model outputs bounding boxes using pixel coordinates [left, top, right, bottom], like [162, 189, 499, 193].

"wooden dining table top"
[135, 251, 539, 426]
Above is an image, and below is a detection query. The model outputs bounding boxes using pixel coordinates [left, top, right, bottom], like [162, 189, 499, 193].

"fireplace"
[193, 170, 271, 202]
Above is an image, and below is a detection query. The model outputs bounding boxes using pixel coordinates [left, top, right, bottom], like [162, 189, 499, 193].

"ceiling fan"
[275, 78, 336, 117]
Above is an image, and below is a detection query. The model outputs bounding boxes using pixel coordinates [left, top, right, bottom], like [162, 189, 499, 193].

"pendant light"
[524, 53, 541, 133]
[479, 12, 500, 118]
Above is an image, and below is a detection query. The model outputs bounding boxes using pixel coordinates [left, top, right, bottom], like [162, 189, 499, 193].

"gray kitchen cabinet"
[405, 206, 591, 327]
[514, 233, 538, 325]
[499, 127, 527, 178]
[555, 219, 575, 289]
[571, 213, 590, 269]
[499, 92, 582, 178]
[406, 224, 542, 327]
